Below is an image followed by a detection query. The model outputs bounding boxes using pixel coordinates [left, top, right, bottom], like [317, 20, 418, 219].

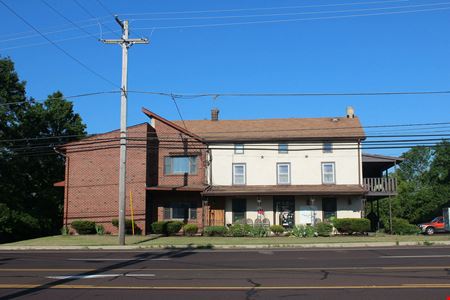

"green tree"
[0, 57, 86, 242]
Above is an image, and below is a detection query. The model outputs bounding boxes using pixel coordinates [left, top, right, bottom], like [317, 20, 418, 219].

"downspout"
[357, 138, 362, 186]
[54, 147, 69, 229]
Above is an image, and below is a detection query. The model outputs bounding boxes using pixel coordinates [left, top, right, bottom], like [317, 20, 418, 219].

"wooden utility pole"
[101, 17, 149, 245]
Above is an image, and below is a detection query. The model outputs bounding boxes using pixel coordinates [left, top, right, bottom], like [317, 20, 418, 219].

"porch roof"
[202, 184, 365, 196]
[146, 185, 206, 192]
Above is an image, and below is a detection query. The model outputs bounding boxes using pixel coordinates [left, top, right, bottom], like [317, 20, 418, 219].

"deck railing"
[363, 177, 398, 195]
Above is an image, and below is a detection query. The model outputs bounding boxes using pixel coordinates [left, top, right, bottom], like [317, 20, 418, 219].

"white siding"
[210, 142, 360, 186]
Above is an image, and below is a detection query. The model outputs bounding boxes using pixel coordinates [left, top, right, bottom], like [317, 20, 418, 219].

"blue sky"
[1, 0, 450, 156]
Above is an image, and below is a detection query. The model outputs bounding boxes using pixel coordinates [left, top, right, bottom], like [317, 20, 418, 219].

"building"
[57, 107, 400, 234]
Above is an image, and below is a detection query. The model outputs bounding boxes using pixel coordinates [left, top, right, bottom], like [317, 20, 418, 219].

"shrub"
[183, 224, 198, 236]
[270, 225, 285, 236]
[167, 221, 184, 235]
[61, 226, 69, 236]
[291, 225, 317, 238]
[112, 218, 142, 235]
[390, 218, 420, 235]
[71, 220, 96, 234]
[95, 224, 105, 235]
[203, 226, 227, 236]
[334, 218, 370, 234]
[228, 224, 253, 237]
[249, 225, 269, 237]
[151, 221, 168, 234]
[315, 222, 333, 237]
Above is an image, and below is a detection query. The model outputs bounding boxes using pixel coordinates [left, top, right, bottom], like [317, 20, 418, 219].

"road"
[0, 246, 450, 299]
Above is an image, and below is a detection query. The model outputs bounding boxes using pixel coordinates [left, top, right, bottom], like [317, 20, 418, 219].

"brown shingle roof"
[173, 117, 365, 142]
[202, 184, 365, 196]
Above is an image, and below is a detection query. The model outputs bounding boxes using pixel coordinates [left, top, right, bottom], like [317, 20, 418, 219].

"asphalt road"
[0, 246, 450, 299]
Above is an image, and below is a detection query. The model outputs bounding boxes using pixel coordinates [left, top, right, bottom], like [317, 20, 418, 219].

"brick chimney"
[211, 108, 219, 121]
[346, 106, 355, 118]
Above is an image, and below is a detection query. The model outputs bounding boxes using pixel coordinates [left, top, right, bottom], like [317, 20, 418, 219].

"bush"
[151, 221, 168, 234]
[71, 220, 96, 234]
[315, 222, 333, 237]
[95, 224, 105, 235]
[112, 218, 142, 235]
[183, 224, 198, 236]
[249, 226, 269, 237]
[228, 224, 253, 237]
[61, 226, 69, 236]
[203, 226, 227, 236]
[333, 218, 370, 234]
[270, 225, 285, 236]
[390, 218, 420, 235]
[167, 221, 184, 235]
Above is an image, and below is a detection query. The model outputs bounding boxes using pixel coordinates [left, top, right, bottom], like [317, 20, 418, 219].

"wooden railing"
[363, 177, 398, 195]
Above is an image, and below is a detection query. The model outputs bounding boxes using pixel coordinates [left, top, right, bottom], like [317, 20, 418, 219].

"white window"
[233, 163, 246, 185]
[323, 142, 333, 153]
[234, 144, 244, 154]
[277, 163, 291, 185]
[322, 162, 335, 184]
[164, 156, 197, 175]
[278, 143, 288, 154]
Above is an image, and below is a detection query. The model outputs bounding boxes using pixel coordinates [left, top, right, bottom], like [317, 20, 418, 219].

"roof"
[172, 117, 365, 142]
[362, 153, 404, 164]
[202, 184, 366, 196]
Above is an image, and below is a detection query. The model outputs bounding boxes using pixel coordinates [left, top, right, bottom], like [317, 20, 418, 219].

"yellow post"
[129, 191, 135, 235]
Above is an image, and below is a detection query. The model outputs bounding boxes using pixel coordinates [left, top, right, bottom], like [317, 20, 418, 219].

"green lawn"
[3, 234, 450, 247]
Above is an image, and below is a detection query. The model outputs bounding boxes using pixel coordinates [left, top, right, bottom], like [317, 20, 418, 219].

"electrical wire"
[72, 0, 118, 36]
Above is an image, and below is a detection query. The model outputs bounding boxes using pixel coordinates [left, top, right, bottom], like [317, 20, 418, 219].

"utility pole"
[101, 17, 149, 245]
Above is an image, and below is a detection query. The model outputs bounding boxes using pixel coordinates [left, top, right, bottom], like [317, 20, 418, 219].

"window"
[323, 142, 333, 153]
[233, 163, 246, 185]
[232, 198, 246, 223]
[234, 144, 244, 154]
[277, 163, 291, 185]
[322, 162, 335, 184]
[164, 156, 197, 175]
[164, 202, 197, 220]
[278, 143, 288, 154]
[322, 198, 337, 220]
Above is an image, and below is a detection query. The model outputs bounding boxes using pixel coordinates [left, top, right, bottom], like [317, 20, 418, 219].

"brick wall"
[64, 123, 152, 234]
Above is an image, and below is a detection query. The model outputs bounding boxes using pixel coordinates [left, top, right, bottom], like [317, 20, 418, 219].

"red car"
[418, 216, 446, 235]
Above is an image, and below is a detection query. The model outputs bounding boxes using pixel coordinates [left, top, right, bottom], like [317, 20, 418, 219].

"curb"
[1, 240, 450, 251]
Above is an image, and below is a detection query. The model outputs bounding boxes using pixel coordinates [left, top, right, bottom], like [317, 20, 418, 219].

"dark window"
[322, 198, 337, 221]
[323, 142, 333, 153]
[164, 202, 197, 220]
[234, 144, 244, 154]
[164, 156, 197, 175]
[232, 198, 246, 223]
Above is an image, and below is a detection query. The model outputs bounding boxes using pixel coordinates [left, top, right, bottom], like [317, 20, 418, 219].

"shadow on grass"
[133, 234, 164, 245]
[1, 247, 198, 300]
[163, 243, 214, 250]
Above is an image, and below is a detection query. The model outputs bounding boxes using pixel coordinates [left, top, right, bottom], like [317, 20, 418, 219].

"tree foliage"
[375, 142, 450, 225]
[0, 57, 86, 243]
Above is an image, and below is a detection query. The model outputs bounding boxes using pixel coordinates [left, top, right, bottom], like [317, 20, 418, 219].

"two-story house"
[58, 106, 399, 234]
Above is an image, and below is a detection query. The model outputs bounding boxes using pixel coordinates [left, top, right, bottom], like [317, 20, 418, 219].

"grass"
[3, 234, 450, 247]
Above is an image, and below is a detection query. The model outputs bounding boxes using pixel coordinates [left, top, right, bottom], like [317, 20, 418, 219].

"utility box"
[444, 207, 450, 231]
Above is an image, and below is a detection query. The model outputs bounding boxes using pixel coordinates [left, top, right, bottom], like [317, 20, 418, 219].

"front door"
[273, 196, 295, 228]
[208, 197, 225, 226]
[322, 198, 337, 221]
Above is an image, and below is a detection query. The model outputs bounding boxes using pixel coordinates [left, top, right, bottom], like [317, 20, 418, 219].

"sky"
[1, 0, 450, 156]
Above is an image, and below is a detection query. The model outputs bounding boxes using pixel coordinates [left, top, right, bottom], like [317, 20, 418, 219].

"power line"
[41, 0, 99, 40]
[72, 0, 118, 36]
[121, 0, 409, 17]
[129, 2, 450, 22]
[133, 6, 450, 30]
[95, 0, 115, 16]
[0, 0, 119, 88]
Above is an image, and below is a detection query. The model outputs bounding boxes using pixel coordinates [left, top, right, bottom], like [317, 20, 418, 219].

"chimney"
[346, 106, 355, 118]
[211, 108, 219, 121]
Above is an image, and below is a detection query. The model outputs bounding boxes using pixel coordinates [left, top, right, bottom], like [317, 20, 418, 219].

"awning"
[53, 181, 65, 187]
[202, 184, 365, 196]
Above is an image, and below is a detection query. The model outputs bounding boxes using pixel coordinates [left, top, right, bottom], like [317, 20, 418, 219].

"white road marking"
[46, 273, 155, 279]
[381, 255, 450, 258]
[68, 258, 170, 261]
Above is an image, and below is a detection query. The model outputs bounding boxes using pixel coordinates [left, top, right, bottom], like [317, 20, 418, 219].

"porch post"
[376, 198, 380, 230]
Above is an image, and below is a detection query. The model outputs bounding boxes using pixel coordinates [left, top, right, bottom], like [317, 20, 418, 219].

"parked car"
[418, 216, 446, 235]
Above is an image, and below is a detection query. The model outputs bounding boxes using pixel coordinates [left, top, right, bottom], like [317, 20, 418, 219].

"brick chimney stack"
[211, 108, 219, 121]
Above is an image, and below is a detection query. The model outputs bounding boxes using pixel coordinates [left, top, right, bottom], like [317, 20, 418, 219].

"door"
[273, 196, 295, 228]
[322, 198, 337, 221]
[208, 197, 225, 226]
[232, 198, 247, 223]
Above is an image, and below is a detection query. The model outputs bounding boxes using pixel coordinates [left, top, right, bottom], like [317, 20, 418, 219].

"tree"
[0, 57, 86, 242]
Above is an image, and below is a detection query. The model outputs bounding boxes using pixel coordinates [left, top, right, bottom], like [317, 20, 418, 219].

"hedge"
[333, 218, 370, 234]
[183, 224, 198, 236]
[316, 222, 333, 237]
[71, 220, 96, 234]
[167, 221, 183, 235]
[203, 226, 227, 236]
[390, 218, 420, 235]
[112, 218, 142, 234]
[269, 225, 285, 236]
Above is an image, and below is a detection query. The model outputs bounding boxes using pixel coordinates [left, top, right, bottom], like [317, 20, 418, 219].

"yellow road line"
[1, 266, 450, 272]
[1, 284, 450, 290]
